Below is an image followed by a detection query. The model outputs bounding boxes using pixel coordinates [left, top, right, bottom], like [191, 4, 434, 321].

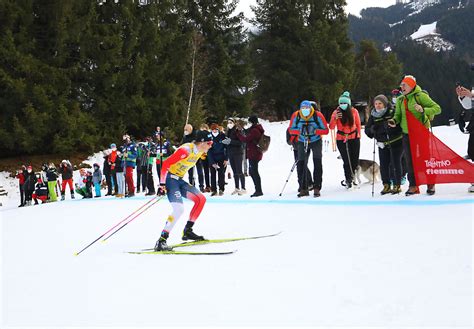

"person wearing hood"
[365, 94, 404, 195]
[289, 100, 329, 197]
[236, 115, 265, 197]
[388, 75, 441, 196]
[329, 91, 362, 189]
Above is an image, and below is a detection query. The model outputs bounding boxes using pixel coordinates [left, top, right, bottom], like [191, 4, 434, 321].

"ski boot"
[182, 222, 205, 241]
[380, 184, 391, 195]
[154, 232, 172, 251]
[313, 188, 321, 198]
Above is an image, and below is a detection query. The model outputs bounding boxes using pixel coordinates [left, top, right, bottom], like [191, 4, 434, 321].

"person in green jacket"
[389, 75, 441, 196]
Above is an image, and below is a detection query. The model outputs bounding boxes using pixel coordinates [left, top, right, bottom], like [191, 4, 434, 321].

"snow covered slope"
[1, 120, 472, 328]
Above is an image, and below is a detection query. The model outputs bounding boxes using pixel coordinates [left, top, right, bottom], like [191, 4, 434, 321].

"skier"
[154, 130, 214, 251]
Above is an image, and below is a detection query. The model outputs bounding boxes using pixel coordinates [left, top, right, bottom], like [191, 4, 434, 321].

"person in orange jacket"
[329, 91, 361, 189]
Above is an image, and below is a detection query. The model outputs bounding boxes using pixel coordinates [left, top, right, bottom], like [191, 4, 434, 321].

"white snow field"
[1, 119, 473, 328]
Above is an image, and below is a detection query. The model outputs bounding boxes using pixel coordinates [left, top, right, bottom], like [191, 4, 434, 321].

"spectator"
[289, 100, 329, 197]
[455, 84, 474, 192]
[59, 160, 75, 200]
[108, 144, 118, 195]
[225, 118, 246, 195]
[23, 165, 37, 206]
[122, 134, 138, 197]
[236, 115, 265, 197]
[207, 123, 228, 196]
[389, 75, 441, 196]
[329, 91, 362, 189]
[75, 168, 93, 199]
[115, 151, 126, 198]
[15, 165, 27, 207]
[102, 149, 113, 196]
[196, 124, 211, 193]
[46, 163, 59, 202]
[92, 163, 103, 197]
[32, 176, 49, 205]
[365, 94, 404, 195]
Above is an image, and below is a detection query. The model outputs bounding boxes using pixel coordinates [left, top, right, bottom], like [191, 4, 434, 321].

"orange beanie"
[401, 75, 417, 89]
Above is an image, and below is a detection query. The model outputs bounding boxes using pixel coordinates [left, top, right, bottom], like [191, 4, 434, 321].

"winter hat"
[62, 159, 67, 164]
[248, 115, 258, 125]
[299, 100, 314, 120]
[401, 75, 417, 89]
[27, 165, 32, 170]
[338, 91, 351, 106]
[110, 143, 116, 149]
[195, 130, 213, 142]
[374, 94, 388, 107]
[210, 123, 219, 131]
[228, 118, 235, 124]
[299, 100, 312, 109]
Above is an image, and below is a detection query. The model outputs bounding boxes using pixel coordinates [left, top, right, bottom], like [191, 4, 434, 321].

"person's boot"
[61, 192, 65, 201]
[297, 189, 309, 197]
[391, 185, 402, 194]
[154, 232, 172, 251]
[380, 184, 391, 195]
[405, 186, 420, 196]
[313, 188, 321, 198]
[71, 191, 75, 199]
[182, 221, 205, 241]
[426, 184, 436, 195]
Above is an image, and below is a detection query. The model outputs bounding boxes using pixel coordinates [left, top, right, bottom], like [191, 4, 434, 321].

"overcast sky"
[235, 0, 397, 18]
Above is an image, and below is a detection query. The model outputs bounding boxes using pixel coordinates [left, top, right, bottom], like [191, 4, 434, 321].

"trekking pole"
[279, 159, 299, 196]
[371, 137, 376, 197]
[102, 196, 163, 242]
[74, 196, 160, 256]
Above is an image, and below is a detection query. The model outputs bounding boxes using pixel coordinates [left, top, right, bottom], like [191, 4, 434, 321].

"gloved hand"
[222, 137, 231, 145]
[157, 184, 167, 196]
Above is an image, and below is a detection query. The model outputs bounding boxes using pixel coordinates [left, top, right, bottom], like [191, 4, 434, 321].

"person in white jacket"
[456, 85, 474, 192]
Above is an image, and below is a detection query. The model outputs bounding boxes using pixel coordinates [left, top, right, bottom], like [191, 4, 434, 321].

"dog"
[354, 159, 381, 185]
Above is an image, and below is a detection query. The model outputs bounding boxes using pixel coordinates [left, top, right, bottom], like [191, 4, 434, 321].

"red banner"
[406, 110, 474, 184]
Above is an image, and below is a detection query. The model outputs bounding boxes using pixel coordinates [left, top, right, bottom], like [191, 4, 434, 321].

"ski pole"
[279, 160, 298, 196]
[102, 196, 163, 242]
[74, 196, 160, 256]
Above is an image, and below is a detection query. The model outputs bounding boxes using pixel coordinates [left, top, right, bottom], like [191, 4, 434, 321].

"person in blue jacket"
[207, 124, 228, 196]
[122, 134, 138, 197]
[289, 100, 329, 197]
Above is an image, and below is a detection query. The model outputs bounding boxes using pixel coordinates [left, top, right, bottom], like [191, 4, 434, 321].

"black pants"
[104, 172, 113, 195]
[249, 159, 262, 194]
[228, 152, 245, 190]
[110, 170, 118, 194]
[19, 184, 25, 205]
[336, 138, 360, 183]
[136, 166, 142, 191]
[402, 134, 417, 187]
[196, 158, 210, 189]
[139, 166, 148, 192]
[468, 132, 474, 161]
[297, 140, 322, 190]
[293, 146, 313, 189]
[210, 160, 226, 192]
[379, 141, 403, 185]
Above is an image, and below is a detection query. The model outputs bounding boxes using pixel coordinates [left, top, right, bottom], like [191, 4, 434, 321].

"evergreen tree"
[353, 39, 402, 105]
[251, 0, 354, 120]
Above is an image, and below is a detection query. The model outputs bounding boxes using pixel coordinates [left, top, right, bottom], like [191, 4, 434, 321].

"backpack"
[257, 133, 271, 153]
